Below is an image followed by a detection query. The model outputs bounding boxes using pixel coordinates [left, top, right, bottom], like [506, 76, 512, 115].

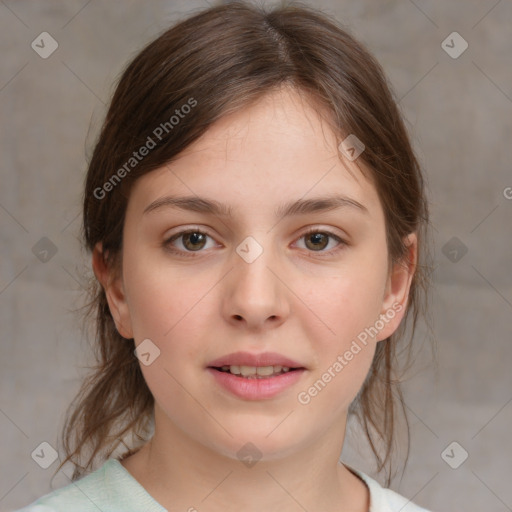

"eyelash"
[162, 227, 347, 258]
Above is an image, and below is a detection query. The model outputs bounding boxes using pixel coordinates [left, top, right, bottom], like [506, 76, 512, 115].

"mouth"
[208, 364, 304, 379]
[206, 364, 306, 400]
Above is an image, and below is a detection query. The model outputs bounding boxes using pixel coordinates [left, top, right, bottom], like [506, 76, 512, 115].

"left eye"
[165, 229, 215, 252]
[163, 228, 345, 256]
[296, 229, 344, 252]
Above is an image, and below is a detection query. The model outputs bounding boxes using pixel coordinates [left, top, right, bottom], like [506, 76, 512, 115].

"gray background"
[1, 1, 511, 511]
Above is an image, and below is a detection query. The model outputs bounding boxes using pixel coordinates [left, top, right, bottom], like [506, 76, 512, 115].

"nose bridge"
[224, 233, 289, 326]
[235, 233, 279, 297]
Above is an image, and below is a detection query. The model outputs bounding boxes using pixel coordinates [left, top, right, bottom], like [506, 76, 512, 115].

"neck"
[121, 405, 369, 512]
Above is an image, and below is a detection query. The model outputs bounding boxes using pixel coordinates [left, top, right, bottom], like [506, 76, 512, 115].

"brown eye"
[297, 229, 346, 255]
[304, 232, 329, 251]
[165, 229, 214, 254]
[181, 232, 207, 251]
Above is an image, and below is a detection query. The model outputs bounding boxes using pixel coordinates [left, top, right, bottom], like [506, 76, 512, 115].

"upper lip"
[207, 351, 305, 369]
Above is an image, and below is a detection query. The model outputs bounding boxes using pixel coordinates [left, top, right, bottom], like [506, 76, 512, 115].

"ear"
[92, 242, 134, 339]
[375, 232, 417, 342]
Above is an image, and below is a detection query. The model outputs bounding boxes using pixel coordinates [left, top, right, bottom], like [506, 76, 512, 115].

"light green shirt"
[14, 458, 432, 512]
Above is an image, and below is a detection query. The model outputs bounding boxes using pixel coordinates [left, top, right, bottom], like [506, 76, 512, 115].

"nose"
[222, 239, 290, 331]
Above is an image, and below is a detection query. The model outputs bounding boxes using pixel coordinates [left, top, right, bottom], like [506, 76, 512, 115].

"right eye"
[163, 228, 218, 256]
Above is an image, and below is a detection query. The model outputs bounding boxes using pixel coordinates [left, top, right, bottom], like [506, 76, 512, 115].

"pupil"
[185, 232, 205, 250]
[307, 232, 327, 250]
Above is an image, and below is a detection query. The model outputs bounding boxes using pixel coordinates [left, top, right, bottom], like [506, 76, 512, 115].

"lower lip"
[207, 368, 306, 400]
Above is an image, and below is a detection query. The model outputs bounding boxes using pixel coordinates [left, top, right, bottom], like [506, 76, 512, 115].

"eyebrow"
[143, 194, 369, 219]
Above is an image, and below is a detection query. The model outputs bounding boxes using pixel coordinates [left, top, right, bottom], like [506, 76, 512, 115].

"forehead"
[177, 86, 350, 163]
[127, 87, 383, 222]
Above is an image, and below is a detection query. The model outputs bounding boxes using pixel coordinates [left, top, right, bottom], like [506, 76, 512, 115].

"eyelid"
[163, 226, 218, 253]
[162, 225, 348, 257]
[294, 227, 347, 257]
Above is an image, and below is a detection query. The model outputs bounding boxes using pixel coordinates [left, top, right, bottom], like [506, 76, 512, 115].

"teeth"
[219, 365, 292, 377]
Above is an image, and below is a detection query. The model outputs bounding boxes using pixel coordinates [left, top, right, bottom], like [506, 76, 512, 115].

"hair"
[55, 0, 432, 487]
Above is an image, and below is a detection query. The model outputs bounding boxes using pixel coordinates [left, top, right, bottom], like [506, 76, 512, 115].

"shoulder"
[13, 458, 166, 512]
[13, 459, 121, 512]
[15, 459, 138, 512]
[348, 466, 433, 512]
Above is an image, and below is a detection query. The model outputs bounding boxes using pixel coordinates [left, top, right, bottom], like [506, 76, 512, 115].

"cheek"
[123, 248, 210, 340]
[123, 257, 216, 416]
[123, 253, 219, 399]
[298, 257, 388, 349]
[293, 256, 387, 410]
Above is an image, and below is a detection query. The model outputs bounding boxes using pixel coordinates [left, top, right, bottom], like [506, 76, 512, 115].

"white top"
[14, 458, 432, 511]
[350, 466, 432, 511]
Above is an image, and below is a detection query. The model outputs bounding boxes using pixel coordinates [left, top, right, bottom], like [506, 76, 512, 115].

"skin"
[93, 85, 417, 512]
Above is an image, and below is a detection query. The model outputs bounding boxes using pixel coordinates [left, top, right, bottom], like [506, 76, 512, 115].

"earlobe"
[376, 233, 418, 342]
[92, 242, 134, 339]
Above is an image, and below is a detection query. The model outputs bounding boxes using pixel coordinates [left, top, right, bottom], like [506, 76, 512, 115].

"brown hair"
[56, 1, 432, 486]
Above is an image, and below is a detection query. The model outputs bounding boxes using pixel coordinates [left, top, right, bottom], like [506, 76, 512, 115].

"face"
[93, 86, 416, 462]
